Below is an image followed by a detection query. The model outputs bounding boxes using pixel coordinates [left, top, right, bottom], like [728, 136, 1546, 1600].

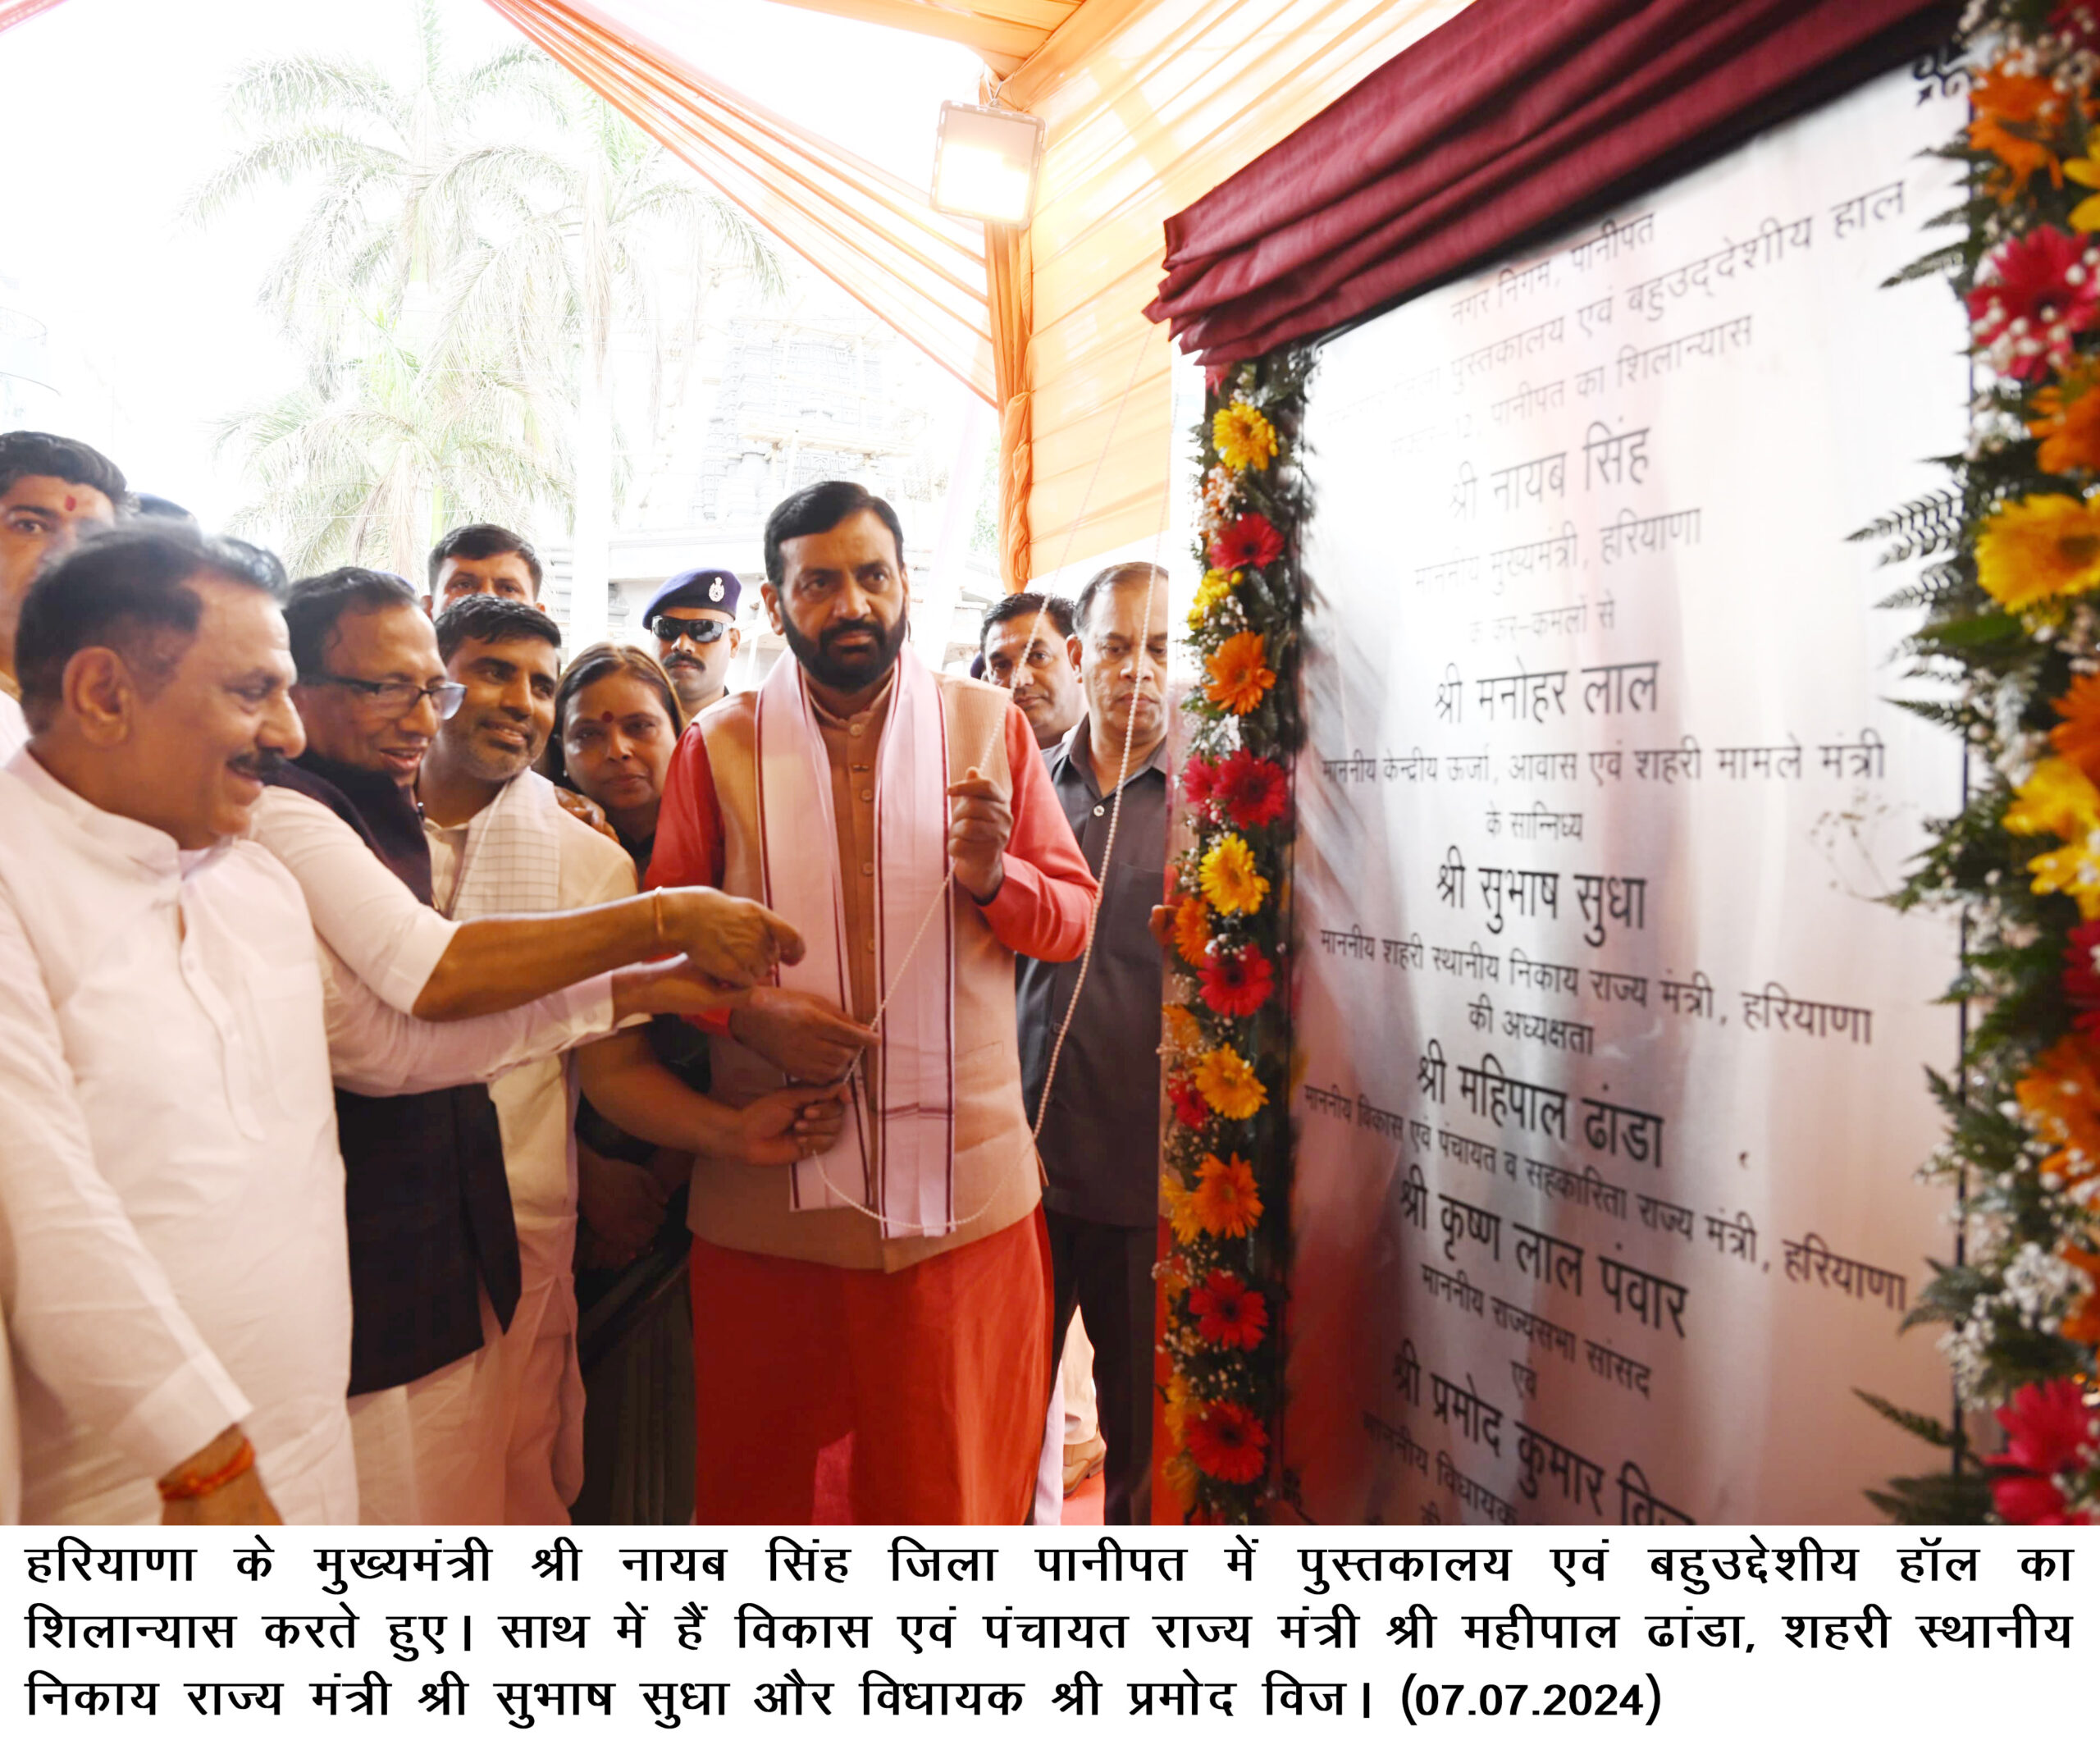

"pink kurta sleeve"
[976, 704, 1098, 962]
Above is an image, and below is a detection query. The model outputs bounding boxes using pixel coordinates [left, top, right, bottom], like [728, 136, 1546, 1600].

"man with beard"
[649, 480, 1100, 1523]
[643, 567, 742, 720]
[979, 591, 1081, 751]
[0, 432, 126, 757]
[413, 596, 843, 1519]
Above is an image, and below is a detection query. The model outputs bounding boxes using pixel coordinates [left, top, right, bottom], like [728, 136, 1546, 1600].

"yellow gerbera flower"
[2006, 757, 2100, 841]
[1162, 1172, 1204, 1245]
[1194, 1044, 1267, 1121]
[1189, 566, 1238, 630]
[1162, 1369, 1194, 1445]
[2066, 156, 2100, 230]
[2028, 839, 2100, 917]
[1213, 401, 1279, 472]
[1194, 1151, 1263, 1237]
[1200, 834, 1270, 916]
[1976, 494, 2100, 610]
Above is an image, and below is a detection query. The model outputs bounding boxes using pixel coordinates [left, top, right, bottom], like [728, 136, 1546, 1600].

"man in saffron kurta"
[650, 482, 1098, 1524]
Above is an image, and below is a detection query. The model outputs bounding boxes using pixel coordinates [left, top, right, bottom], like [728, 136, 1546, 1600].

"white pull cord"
[801, 331, 1172, 1236]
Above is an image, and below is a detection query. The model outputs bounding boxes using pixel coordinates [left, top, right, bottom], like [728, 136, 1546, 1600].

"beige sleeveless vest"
[688, 672, 1042, 1271]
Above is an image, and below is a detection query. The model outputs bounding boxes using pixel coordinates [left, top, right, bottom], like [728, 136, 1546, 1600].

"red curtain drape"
[1145, 0, 1959, 368]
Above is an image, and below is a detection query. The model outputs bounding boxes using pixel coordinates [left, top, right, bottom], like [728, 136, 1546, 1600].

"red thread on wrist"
[157, 1437, 255, 1502]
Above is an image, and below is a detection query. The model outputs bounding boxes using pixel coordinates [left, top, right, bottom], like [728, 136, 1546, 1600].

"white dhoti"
[346, 1234, 584, 1527]
[381, 771, 629, 1525]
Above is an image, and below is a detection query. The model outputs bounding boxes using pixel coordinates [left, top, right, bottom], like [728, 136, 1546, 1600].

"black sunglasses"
[651, 614, 731, 646]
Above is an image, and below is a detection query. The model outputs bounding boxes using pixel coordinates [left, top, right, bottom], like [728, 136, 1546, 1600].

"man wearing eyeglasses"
[643, 568, 743, 719]
[248, 567, 810, 1522]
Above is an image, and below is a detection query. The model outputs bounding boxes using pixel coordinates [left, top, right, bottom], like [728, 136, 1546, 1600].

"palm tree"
[195, 0, 779, 622]
[217, 308, 569, 580]
[433, 89, 782, 642]
[189, 0, 559, 370]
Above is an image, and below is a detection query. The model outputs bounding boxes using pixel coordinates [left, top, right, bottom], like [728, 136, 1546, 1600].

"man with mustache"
[0, 525, 749, 1524]
[411, 595, 841, 1520]
[979, 591, 1082, 751]
[1015, 561, 1173, 1526]
[253, 569, 813, 1522]
[649, 479, 1100, 1523]
[644, 566, 743, 720]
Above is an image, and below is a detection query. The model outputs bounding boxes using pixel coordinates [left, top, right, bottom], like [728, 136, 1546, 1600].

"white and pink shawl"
[754, 643, 956, 1236]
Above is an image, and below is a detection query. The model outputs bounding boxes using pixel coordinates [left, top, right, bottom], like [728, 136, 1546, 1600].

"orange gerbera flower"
[1193, 1152, 1263, 1237]
[1173, 893, 1212, 966]
[2031, 369, 2100, 477]
[1968, 65, 2071, 199]
[2060, 1244, 2100, 1346]
[2053, 672, 2100, 780]
[1162, 1003, 1203, 1053]
[2017, 1033, 2100, 1191]
[1205, 630, 1276, 715]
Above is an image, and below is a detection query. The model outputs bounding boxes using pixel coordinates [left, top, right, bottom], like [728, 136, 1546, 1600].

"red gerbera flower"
[2066, 918, 2100, 1035]
[1199, 941, 1276, 1019]
[1987, 1377, 2096, 1525]
[2055, 2, 2100, 52]
[1968, 227, 2100, 381]
[1168, 1073, 1209, 1130]
[1212, 748, 1289, 829]
[1185, 1399, 1269, 1483]
[1181, 754, 1218, 812]
[1208, 512, 1285, 572]
[1189, 1270, 1269, 1350]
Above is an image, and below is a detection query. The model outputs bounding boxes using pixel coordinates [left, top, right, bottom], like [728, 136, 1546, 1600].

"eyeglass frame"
[302, 674, 468, 720]
[649, 613, 733, 647]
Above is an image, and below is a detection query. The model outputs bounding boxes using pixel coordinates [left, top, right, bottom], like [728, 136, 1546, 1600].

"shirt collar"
[1057, 715, 1171, 797]
[807, 667, 897, 731]
[7, 745, 196, 881]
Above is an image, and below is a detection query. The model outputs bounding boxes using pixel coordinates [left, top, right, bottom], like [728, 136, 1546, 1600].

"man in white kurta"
[409, 597, 645, 1521]
[0, 748, 628, 1523]
[425, 773, 633, 1520]
[0, 526, 728, 1525]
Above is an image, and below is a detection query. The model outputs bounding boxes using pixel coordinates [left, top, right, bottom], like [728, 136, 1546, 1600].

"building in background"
[540, 263, 1003, 686]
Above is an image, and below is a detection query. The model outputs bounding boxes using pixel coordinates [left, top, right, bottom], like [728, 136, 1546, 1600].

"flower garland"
[1157, 347, 1314, 1523]
[1865, 0, 2100, 1523]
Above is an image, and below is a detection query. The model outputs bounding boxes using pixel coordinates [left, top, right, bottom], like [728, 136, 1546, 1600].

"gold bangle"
[651, 888, 668, 954]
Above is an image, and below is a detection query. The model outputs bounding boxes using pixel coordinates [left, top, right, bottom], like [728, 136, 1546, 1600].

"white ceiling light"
[930, 101, 1045, 227]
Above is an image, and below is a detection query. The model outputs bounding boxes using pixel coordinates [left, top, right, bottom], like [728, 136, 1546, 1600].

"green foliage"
[1859, 7, 2100, 1525]
[195, 0, 779, 577]
[1157, 349, 1314, 1524]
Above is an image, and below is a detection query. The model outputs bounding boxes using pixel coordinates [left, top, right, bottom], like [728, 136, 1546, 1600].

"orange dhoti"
[688, 1210, 1052, 1524]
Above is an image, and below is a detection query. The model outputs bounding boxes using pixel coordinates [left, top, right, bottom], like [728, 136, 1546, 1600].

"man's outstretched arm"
[251, 787, 797, 1020]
